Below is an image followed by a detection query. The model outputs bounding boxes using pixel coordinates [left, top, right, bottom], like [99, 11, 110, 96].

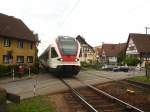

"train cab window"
[58, 37, 78, 55]
[51, 47, 58, 58]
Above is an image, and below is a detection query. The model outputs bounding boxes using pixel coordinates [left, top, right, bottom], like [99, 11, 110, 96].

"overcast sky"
[0, 0, 150, 55]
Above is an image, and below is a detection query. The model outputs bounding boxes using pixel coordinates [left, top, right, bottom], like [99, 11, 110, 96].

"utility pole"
[145, 27, 150, 34]
[145, 27, 150, 79]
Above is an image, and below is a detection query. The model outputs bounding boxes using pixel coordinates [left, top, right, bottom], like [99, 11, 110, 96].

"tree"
[117, 51, 126, 65]
[125, 56, 140, 66]
[31, 32, 40, 74]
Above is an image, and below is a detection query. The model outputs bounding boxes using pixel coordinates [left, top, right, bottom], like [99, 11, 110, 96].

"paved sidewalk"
[0, 74, 37, 84]
[0, 73, 61, 99]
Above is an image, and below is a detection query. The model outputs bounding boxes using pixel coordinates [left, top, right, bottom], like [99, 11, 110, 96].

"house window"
[18, 40, 24, 48]
[4, 39, 11, 47]
[3, 55, 10, 64]
[129, 46, 135, 50]
[17, 56, 24, 63]
[27, 56, 33, 63]
[29, 42, 33, 49]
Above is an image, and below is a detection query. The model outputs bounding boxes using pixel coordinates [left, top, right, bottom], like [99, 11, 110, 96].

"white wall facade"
[126, 38, 139, 55]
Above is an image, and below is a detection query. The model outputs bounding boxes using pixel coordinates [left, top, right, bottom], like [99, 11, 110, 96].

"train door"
[50, 47, 58, 68]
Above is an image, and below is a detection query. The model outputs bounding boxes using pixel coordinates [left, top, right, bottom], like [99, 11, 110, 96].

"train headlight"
[75, 58, 79, 62]
[57, 58, 63, 61]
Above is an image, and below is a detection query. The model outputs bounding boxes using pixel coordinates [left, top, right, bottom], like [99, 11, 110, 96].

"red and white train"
[39, 36, 81, 77]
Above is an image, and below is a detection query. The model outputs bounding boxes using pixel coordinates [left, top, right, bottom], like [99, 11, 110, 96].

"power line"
[39, 0, 81, 49]
[59, 0, 81, 27]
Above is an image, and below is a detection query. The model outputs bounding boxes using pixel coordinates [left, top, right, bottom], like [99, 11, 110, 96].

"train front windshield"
[58, 37, 78, 55]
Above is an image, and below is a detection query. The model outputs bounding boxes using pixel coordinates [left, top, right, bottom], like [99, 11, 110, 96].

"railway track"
[61, 77, 144, 112]
[84, 71, 150, 91]
[124, 79, 150, 90]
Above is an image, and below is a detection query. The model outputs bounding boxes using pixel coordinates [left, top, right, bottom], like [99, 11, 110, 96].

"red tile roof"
[94, 46, 102, 55]
[98, 47, 102, 56]
[101, 43, 126, 57]
[0, 13, 37, 41]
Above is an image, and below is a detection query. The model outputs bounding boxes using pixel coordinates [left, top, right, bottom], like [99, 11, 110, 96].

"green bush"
[80, 61, 103, 70]
[15, 64, 39, 75]
[0, 65, 10, 77]
[30, 58, 40, 74]
[30, 62, 39, 74]
[92, 62, 103, 70]
[0, 62, 40, 77]
[80, 61, 90, 67]
[13, 64, 39, 75]
[125, 56, 140, 66]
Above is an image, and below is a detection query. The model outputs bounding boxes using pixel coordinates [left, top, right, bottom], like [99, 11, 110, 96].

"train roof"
[57, 36, 76, 40]
[58, 35, 75, 38]
[39, 36, 78, 57]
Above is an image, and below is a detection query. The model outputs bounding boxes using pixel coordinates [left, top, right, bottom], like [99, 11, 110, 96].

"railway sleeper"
[99, 107, 124, 111]
[98, 103, 121, 108]
[102, 108, 125, 112]
[71, 104, 84, 109]
[86, 100, 107, 104]
[64, 99, 86, 110]
[84, 97, 104, 100]
[64, 95, 74, 99]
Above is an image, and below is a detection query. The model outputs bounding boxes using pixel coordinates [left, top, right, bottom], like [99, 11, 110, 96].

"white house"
[76, 35, 96, 64]
[126, 33, 150, 67]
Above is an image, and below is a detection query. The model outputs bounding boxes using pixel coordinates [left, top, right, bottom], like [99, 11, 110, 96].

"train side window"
[51, 47, 58, 58]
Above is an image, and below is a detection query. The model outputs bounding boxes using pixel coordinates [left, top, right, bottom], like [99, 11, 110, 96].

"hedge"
[0, 65, 11, 77]
[0, 64, 39, 77]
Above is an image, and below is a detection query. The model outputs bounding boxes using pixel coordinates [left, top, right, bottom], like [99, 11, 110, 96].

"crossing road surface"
[0, 70, 144, 99]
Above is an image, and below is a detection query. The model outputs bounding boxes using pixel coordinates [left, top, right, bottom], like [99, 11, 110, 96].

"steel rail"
[88, 84, 144, 112]
[124, 79, 150, 89]
[74, 77, 144, 112]
[84, 71, 150, 91]
[60, 78, 98, 112]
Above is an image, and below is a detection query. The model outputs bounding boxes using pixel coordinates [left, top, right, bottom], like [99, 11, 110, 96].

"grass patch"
[129, 76, 150, 84]
[7, 96, 55, 112]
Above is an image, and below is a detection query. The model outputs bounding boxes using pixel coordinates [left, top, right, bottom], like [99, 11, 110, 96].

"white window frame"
[18, 40, 24, 48]
[3, 55, 10, 64]
[17, 56, 24, 63]
[4, 39, 11, 47]
[27, 56, 33, 63]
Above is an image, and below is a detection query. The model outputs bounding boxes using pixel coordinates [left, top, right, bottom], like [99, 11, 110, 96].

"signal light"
[75, 58, 79, 62]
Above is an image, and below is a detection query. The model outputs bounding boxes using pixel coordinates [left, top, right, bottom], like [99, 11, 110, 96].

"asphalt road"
[0, 70, 144, 99]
